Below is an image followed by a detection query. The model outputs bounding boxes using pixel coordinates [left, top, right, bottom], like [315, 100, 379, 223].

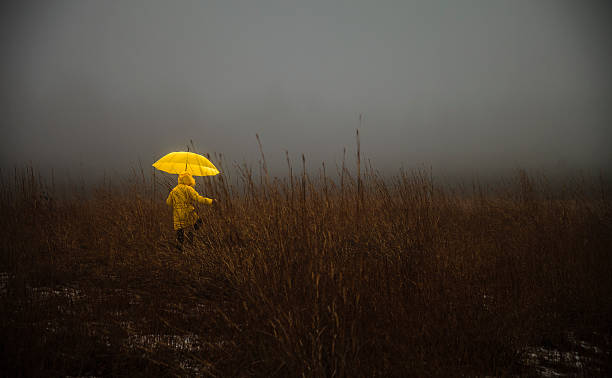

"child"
[166, 171, 214, 251]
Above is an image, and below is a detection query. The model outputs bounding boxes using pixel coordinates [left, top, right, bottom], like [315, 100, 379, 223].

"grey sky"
[2, 0, 611, 179]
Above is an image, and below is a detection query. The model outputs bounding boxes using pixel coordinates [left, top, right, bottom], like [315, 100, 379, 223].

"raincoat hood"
[178, 171, 196, 187]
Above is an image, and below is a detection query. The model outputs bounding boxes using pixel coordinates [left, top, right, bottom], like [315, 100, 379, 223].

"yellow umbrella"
[152, 151, 220, 176]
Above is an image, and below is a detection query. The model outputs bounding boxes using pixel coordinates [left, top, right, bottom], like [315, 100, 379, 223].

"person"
[166, 171, 214, 251]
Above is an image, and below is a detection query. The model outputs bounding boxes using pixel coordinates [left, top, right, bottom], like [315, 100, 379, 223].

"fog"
[2, 0, 611, 181]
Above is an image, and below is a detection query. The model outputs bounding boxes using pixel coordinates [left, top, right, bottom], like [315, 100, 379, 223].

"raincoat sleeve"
[187, 186, 213, 205]
[166, 191, 173, 206]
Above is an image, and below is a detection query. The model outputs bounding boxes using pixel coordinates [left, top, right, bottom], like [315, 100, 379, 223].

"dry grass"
[1, 159, 611, 376]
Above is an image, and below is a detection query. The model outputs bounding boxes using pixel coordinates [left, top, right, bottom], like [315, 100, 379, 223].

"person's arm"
[188, 186, 213, 205]
[166, 191, 173, 206]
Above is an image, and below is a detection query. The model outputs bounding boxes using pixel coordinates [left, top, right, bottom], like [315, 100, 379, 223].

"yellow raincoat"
[166, 172, 213, 230]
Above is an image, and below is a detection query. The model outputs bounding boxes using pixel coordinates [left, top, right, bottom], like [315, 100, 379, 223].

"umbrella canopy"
[152, 151, 220, 176]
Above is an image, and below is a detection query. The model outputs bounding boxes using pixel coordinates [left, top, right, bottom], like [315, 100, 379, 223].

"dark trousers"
[176, 218, 203, 250]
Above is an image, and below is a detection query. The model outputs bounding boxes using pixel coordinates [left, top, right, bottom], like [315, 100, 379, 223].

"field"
[1, 157, 611, 376]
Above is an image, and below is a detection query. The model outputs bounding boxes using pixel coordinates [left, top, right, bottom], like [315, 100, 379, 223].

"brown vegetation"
[1, 159, 611, 376]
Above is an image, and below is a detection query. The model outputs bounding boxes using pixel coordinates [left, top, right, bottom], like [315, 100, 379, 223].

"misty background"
[1, 0, 611, 182]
